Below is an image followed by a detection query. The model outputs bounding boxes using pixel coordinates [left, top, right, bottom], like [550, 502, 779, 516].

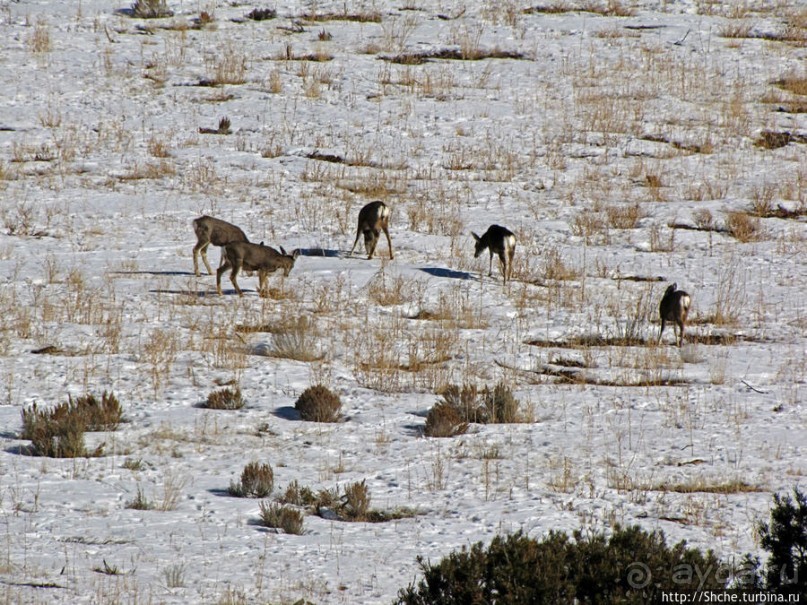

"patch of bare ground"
[523, 2, 635, 17]
[637, 133, 714, 155]
[526, 332, 765, 348]
[299, 10, 382, 23]
[382, 48, 526, 64]
[647, 480, 765, 495]
[533, 365, 688, 387]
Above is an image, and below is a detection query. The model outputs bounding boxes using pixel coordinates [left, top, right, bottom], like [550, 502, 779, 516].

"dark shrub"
[246, 8, 277, 21]
[395, 525, 723, 605]
[758, 487, 807, 595]
[295, 385, 341, 422]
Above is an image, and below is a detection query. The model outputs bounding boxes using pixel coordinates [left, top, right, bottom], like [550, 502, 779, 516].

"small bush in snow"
[424, 401, 468, 438]
[295, 385, 342, 422]
[130, 0, 173, 18]
[228, 462, 274, 498]
[258, 502, 304, 535]
[203, 386, 245, 410]
[20, 391, 122, 457]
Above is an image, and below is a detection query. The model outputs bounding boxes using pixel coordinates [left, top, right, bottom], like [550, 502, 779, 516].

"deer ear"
[671, 282, 677, 291]
[293, 249, 300, 259]
[279, 245, 287, 255]
[471, 232, 480, 241]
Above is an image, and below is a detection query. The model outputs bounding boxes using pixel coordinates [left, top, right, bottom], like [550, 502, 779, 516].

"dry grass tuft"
[725, 211, 763, 242]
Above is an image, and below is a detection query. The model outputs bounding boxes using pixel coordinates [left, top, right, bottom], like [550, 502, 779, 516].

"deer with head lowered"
[349, 201, 393, 260]
[658, 283, 691, 347]
[216, 241, 300, 298]
[192, 215, 248, 277]
[472, 225, 516, 285]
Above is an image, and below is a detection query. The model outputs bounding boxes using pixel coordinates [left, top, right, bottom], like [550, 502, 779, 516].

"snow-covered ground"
[0, 0, 805, 602]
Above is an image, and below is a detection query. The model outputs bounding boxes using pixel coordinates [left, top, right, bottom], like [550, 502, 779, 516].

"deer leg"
[216, 258, 230, 295]
[366, 231, 379, 260]
[675, 320, 684, 347]
[201, 242, 214, 276]
[382, 226, 394, 260]
[258, 271, 267, 298]
[498, 251, 508, 284]
[230, 264, 244, 297]
[488, 251, 494, 277]
[508, 245, 516, 283]
[658, 319, 666, 345]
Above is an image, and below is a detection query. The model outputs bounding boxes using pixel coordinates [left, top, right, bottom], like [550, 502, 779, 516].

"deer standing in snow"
[216, 241, 299, 297]
[349, 201, 393, 260]
[192, 215, 248, 277]
[658, 283, 691, 347]
[472, 225, 516, 285]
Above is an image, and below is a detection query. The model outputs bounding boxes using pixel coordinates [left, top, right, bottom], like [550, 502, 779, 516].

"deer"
[658, 283, 691, 347]
[472, 225, 517, 285]
[216, 241, 300, 298]
[192, 215, 249, 277]
[349, 201, 393, 260]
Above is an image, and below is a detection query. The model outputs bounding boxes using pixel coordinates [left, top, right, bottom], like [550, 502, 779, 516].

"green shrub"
[395, 525, 723, 604]
[295, 385, 342, 422]
[228, 462, 274, 498]
[203, 387, 245, 410]
[757, 487, 807, 595]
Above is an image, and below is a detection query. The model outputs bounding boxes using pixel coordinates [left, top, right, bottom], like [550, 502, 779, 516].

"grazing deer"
[192, 215, 248, 277]
[658, 283, 691, 347]
[349, 201, 393, 260]
[472, 225, 516, 285]
[216, 241, 299, 298]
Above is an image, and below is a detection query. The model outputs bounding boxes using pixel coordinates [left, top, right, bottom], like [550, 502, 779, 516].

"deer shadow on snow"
[418, 267, 475, 280]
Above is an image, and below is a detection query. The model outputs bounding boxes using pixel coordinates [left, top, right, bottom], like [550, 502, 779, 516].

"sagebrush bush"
[295, 385, 342, 422]
[21, 391, 122, 457]
[228, 462, 273, 498]
[279, 480, 317, 507]
[258, 502, 304, 535]
[482, 383, 520, 423]
[395, 525, 723, 604]
[341, 480, 370, 521]
[130, 0, 173, 18]
[424, 401, 468, 438]
[203, 387, 245, 410]
[433, 382, 521, 427]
